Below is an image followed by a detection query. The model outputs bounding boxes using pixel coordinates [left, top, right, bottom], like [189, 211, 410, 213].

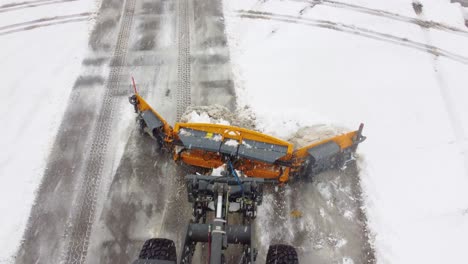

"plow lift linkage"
[129, 80, 366, 264]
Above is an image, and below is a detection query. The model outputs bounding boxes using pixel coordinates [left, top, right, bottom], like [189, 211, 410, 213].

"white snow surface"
[0, 0, 96, 262]
[223, 0, 468, 263]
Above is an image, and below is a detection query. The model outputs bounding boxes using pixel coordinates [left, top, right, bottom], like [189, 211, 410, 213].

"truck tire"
[138, 238, 177, 261]
[138, 117, 146, 136]
[266, 244, 299, 264]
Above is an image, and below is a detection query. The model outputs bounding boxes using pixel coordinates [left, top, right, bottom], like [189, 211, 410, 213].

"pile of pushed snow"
[180, 105, 351, 150]
[180, 105, 257, 130]
[287, 124, 348, 149]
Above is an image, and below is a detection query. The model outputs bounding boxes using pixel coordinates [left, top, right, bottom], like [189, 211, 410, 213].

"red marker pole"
[132, 76, 138, 94]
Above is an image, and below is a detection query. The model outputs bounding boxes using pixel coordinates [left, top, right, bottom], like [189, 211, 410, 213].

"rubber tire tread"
[266, 244, 299, 264]
[138, 238, 177, 261]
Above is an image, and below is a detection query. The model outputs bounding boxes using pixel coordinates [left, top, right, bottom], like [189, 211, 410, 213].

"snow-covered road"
[6, 0, 237, 262]
[2, 0, 467, 263]
[0, 0, 97, 262]
[85, 0, 237, 262]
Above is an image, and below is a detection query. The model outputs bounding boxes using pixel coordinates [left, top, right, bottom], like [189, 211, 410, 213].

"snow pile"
[287, 124, 347, 149]
[180, 104, 257, 130]
[180, 106, 350, 151]
[223, 0, 468, 263]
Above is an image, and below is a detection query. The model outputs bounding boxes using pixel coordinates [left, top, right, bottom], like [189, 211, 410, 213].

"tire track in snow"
[235, 10, 468, 65]
[0, 13, 92, 36]
[190, 0, 236, 110]
[0, 18, 88, 36]
[294, 0, 468, 38]
[412, 1, 468, 179]
[176, 0, 192, 120]
[64, 0, 136, 262]
[15, 0, 128, 262]
[432, 59, 468, 179]
[0, 0, 77, 14]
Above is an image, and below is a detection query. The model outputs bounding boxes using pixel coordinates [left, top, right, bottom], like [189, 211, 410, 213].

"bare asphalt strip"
[85, 0, 237, 262]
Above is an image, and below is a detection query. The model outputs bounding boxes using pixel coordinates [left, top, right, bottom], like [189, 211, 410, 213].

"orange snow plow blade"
[130, 92, 366, 183]
[290, 124, 366, 178]
[173, 123, 294, 182]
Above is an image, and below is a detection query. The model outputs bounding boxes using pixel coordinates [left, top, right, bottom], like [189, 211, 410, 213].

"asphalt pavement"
[16, 0, 373, 263]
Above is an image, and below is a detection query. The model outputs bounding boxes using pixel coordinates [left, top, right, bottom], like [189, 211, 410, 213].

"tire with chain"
[266, 244, 299, 264]
[138, 238, 177, 261]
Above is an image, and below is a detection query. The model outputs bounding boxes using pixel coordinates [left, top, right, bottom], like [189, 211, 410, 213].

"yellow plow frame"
[129, 92, 365, 183]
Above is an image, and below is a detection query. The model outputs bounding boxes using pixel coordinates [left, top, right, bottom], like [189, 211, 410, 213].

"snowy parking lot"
[1, 0, 468, 263]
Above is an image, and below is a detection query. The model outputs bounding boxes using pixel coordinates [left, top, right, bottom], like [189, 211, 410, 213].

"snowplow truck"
[129, 82, 365, 263]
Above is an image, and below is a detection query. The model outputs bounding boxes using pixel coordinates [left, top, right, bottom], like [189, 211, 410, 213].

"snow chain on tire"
[138, 238, 177, 261]
[266, 244, 299, 264]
